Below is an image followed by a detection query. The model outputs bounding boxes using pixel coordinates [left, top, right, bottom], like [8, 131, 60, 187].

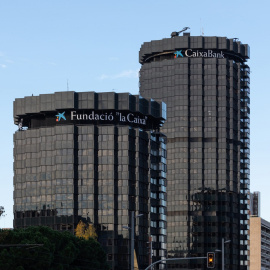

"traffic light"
[207, 252, 215, 268]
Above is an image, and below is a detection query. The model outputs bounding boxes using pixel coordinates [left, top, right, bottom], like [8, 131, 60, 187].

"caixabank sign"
[143, 48, 237, 63]
[174, 49, 225, 58]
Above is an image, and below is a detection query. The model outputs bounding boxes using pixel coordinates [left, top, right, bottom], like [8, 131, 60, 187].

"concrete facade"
[250, 217, 261, 270]
[250, 217, 270, 270]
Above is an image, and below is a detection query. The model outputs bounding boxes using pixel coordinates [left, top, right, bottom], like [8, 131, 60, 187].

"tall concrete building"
[250, 217, 270, 270]
[13, 91, 167, 270]
[249, 192, 270, 270]
[139, 32, 250, 269]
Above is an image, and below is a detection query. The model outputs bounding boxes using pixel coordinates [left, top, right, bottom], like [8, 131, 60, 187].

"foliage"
[0, 226, 109, 270]
[75, 221, 97, 241]
[0, 206, 5, 217]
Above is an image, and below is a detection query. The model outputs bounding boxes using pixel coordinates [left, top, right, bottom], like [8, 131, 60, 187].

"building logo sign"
[56, 112, 66, 122]
[54, 110, 148, 126]
[144, 49, 229, 63]
[174, 50, 183, 58]
[70, 111, 147, 125]
[174, 49, 225, 59]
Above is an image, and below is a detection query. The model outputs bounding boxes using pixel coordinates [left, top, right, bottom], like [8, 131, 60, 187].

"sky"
[0, 0, 269, 228]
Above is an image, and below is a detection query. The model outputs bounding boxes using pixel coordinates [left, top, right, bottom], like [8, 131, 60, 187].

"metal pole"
[150, 240, 153, 270]
[131, 211, 134, 270]
[222, 238, 224, 270]
[150, 238, 152, 270]
[147, 237, 153, 270]
[145, 257, 207, 270]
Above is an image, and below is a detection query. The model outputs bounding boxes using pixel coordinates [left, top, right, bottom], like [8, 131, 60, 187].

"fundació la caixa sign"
[56, 110, 148, 126]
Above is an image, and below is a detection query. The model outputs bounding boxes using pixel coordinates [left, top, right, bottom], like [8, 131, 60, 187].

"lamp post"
[147, 236, 153, 270]
[123, 211, 143, 270]
[215, 238, 231, 270]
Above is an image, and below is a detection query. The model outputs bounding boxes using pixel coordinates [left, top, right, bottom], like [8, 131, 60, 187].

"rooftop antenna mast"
[67, 79, 69, 91]
[171, 27, 190, 38]
[200, 18, 204, 36]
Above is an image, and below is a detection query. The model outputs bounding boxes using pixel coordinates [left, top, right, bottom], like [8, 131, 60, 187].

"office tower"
[250, 191, 261, 217]
[13, 91, 167, 270]
[139, 33, 250, 269]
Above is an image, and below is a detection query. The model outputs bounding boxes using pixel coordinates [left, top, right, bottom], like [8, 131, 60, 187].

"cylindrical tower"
[13, 91, 167, 270]
[139, 33, 250, 269]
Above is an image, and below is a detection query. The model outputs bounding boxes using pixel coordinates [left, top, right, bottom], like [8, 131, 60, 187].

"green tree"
[75, 220, 98, 241]
[0, 206, 5, 217]
[0, 226, 108, 270]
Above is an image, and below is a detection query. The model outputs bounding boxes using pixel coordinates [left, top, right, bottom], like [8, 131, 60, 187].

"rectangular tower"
[139, 33, 250, 269]
[250, 191, 261, 217]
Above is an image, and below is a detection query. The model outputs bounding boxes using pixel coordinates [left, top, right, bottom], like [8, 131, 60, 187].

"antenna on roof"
[200, 18, 204, 36]
[171, 27, 190, 38]
[67, 79, 69, 91]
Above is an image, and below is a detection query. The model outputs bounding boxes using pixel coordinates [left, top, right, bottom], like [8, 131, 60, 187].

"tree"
[0, 206, 5, 217]
[75, 220, 98, 241]
[0, 226, 108, 270]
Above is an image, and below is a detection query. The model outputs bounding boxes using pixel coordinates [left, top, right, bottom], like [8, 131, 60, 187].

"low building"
[250, 217, 270, 270]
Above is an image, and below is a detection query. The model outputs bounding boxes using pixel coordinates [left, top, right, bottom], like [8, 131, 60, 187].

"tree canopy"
[0, 226, 109, 270]
[0, 206, 5, 217]
[75, 221, 97, 241]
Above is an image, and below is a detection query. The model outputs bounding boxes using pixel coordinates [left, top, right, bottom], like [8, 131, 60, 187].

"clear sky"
[0, 0, 269, 228]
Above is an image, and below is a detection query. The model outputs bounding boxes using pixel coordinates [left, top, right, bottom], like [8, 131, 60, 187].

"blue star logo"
[174, 50, 183, 58]
[56, 112, 66, 122]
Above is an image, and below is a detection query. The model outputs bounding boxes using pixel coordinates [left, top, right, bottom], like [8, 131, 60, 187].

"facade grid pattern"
[139, 34, 250, 269]
[13, 91, 167, 270]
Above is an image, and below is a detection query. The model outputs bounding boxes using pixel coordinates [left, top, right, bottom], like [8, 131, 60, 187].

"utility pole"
[222, 238, 231, 270]
[147, 236, 153, 270]
[216, 238, 231, 270]
[131, 211, 134, 270]
[123, 211, 143, 270]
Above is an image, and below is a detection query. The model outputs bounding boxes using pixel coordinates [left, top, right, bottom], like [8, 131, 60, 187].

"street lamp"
[147, 236, 153, 270]
[215, 238, 231, 270]
[123, 211, 143, 270]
